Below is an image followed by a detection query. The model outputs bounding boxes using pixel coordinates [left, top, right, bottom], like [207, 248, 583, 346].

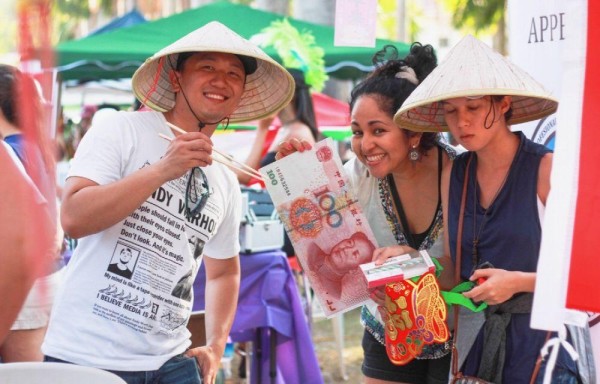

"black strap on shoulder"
[437, 145, 443, 208]
[387, 146, 444, 250]
[387, 173, 417, 249]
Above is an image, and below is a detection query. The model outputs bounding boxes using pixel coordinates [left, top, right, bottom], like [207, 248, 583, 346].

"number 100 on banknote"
[260, 138, 379, 317]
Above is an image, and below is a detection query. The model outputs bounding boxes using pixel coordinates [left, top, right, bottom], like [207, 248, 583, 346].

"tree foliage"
[377, 0, 396, 40]
[0, 1, 17, 54]
[257, 19, 328, 91]
[51, 0, 255, 43]
[406, 1, 424, 43]
[52, 0, 113, 42]
[441, 0, 505, 33]
[439, 0, 506, 53]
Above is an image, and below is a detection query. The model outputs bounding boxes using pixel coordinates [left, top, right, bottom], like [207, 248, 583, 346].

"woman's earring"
[409, 144, 420, 162]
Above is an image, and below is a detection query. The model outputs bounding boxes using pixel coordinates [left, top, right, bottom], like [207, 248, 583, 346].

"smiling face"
[169, 52, 246, 125]
[350, 95, 414, 178]
[441, 96, 511, 151]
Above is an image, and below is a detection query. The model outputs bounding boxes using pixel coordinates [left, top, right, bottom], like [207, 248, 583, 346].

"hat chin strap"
[174, 75, 225, 131]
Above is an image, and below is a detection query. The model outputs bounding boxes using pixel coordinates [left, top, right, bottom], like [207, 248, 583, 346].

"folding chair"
[0, 362, 126, 384]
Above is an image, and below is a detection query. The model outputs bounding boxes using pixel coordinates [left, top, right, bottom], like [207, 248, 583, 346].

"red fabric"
[567, 1, 600, 312]
[242, 92, 350, 133]
[312, 92, 350, 127]
[379, 273, 449, 365]
[260, 93, 349, 155]
[287, 256, 303, 273]
[15, 2, 57, 282]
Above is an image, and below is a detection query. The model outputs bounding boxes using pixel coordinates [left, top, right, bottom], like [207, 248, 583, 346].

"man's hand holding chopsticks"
[157, 130, 213, 181]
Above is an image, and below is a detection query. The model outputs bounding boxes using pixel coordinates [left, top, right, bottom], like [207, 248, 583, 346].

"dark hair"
[175, 52, 191, 71]
[0, 64, 42, 130]
[491, 95, 514, 126]
[349, 43, 439, 152]
[287, 68, 319, 140]
[0, 64, 54, 174]
[0, 64, 17, 125]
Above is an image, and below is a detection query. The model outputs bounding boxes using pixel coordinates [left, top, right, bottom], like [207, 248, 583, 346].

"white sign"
[334, 0, 377, 47]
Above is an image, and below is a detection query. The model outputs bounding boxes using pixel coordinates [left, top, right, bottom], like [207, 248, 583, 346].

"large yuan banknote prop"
[260, 138, 377, 317]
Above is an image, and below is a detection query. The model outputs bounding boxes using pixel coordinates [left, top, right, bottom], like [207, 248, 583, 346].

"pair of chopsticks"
[158, 122, 264, 182]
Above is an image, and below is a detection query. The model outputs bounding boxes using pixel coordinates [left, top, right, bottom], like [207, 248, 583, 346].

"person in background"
[0, 64, 62, 362]
[54, 107, 69, 197]
[78, 104, 97, 136]
[41, 21, 294, 384]
[276, 43, 456, 384]
[395, 34, 589, 384]
[236, 68, 319, 186]
[67, 104, 97, 155]
[54, 134, 70, 200]
[236, 68, 319, 259]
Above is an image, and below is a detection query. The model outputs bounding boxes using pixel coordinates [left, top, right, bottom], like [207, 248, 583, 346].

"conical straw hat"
[394, 35, 558, 132]
[132, 21, 294, 123]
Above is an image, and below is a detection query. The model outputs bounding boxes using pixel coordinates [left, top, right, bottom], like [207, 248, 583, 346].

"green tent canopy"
[55, 1, 410, 81]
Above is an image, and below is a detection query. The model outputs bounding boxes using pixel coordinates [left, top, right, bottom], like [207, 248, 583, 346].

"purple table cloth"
[193, 250, 323, 384]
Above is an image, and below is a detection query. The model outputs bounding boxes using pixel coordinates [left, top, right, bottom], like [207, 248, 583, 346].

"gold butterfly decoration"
[379, 272, 449, 365]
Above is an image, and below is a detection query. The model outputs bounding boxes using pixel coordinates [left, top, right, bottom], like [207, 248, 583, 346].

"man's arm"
[186, 255, 240, 384]
[61, 168, 167, 238]
[61, 130, 214, 238]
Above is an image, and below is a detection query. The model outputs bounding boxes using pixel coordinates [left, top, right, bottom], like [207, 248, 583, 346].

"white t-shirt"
[42, 110, 241, 371]
[344, 157, 397, 248]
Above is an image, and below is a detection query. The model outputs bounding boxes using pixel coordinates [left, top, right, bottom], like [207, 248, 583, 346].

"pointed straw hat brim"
[394, 35, 558, 133]
[132, 21, 294, 124]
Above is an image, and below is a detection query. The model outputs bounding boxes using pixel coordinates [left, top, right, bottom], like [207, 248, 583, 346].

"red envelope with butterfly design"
[378, 272, 449, 365]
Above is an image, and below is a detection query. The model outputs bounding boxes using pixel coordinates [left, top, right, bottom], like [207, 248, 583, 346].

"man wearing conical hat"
[42, 22, 294, 384]
[395, 35, 590, 384]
